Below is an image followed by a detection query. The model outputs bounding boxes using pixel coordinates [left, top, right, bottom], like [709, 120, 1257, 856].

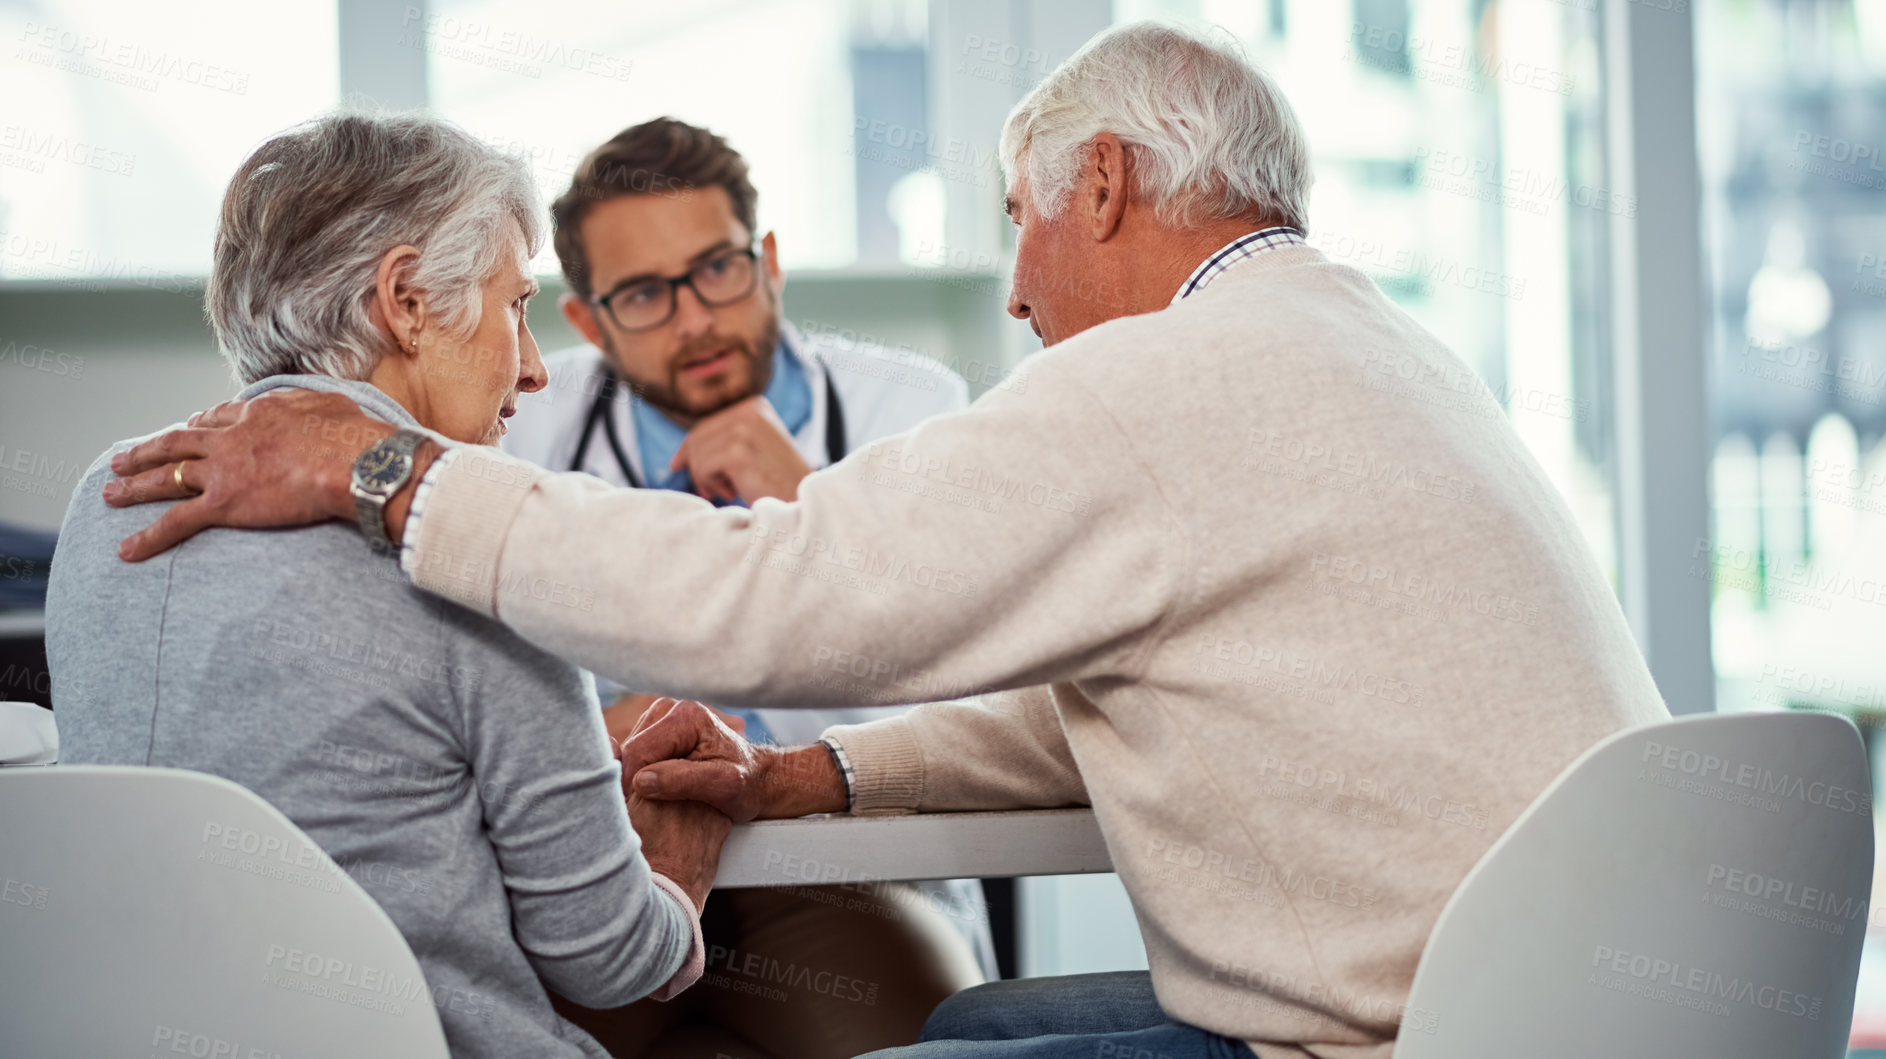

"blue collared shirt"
[629, 338, 812, 500]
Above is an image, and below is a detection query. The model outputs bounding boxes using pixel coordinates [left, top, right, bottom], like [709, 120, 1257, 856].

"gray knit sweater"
[46, 375, 693, 1059]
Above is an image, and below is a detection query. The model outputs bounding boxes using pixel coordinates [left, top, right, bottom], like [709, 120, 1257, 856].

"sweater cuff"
[821, 716, 925, 815]
[406, 447, 539, 618]
[645, 873, 705, 1002]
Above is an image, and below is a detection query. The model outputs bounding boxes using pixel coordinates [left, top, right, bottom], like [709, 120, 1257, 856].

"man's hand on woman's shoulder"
[103, 390, 409, 561]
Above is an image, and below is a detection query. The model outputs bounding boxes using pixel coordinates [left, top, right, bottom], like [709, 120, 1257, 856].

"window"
[424, 0, 932, 272]
[0, 0, 339, 284]
[1116, 0, 1618, 576]
[1696, 0, 1886, 1040]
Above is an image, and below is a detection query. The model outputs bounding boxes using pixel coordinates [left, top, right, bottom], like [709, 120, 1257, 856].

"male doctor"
[493, 118, 991, 1058]
[505, 117, 970, 750]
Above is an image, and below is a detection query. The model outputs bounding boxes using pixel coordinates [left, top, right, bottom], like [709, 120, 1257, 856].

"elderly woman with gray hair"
[45, 114, 735, 1059]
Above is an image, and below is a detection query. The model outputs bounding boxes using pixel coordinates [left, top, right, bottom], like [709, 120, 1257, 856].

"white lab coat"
[503, 322, 996, 974]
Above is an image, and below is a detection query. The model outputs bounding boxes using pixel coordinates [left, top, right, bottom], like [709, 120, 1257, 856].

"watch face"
[356, 448, 411, 494]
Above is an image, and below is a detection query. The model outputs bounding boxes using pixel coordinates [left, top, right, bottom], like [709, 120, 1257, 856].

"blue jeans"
[858, 972, 1248, 1059]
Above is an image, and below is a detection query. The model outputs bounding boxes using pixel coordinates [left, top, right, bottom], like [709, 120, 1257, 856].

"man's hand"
[620, 698, 846, 822]
[102, 390, 431, 561]
[628, 792, 731, 913]
[604, 693, 745, 750]
[670, 396, 813, 503]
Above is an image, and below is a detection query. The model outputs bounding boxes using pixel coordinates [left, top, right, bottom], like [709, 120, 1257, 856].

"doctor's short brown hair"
[550, 118, 758, 299]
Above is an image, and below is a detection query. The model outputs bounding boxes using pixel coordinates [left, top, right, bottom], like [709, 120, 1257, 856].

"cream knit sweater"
[407, 245, 1670, 1058]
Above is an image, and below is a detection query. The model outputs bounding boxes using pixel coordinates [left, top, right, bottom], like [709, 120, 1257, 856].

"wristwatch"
[350, 429, 425, 554]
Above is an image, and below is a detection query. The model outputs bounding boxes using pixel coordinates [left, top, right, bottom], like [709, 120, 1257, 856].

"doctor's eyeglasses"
[591, 243, 763, 333]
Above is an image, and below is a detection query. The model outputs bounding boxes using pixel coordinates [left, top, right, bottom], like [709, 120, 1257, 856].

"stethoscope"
[570, 358, 848, 492]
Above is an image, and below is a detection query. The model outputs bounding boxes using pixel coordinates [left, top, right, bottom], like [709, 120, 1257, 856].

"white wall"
[1, 285, 235, 531]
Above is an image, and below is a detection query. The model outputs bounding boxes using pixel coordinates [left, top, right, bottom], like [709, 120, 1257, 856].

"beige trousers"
[554, 882, 986, 1059]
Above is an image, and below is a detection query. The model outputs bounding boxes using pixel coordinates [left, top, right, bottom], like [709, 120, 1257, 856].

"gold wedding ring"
[173, 461, 198, 496]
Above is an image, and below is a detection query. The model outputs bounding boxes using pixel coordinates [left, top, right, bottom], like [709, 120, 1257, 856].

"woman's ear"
[369, 244, 427, 358]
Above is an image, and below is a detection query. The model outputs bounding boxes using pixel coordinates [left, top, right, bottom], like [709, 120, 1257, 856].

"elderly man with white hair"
[105, 21, 1669, 1059]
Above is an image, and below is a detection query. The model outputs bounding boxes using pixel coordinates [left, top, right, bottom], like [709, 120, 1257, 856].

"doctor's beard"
[601, 308, 782, 423]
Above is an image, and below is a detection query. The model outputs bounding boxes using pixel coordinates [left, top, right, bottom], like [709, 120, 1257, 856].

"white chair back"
[1396, 711, 1873, 1058]
[0, 765, 449, 1058]
[0, 700, 57, 765]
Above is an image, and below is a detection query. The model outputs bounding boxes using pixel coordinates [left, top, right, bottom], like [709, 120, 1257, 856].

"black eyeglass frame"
[589, 243, 764, 334]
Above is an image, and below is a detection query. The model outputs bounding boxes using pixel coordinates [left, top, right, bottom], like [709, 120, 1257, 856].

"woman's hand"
[628, 793, 731, 913]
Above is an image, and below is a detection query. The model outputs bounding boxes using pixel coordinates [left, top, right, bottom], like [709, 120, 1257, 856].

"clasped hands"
[611, 698, 849, 911]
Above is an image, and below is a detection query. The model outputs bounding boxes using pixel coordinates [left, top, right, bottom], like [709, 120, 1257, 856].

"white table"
[714, 808, 1111, 888]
